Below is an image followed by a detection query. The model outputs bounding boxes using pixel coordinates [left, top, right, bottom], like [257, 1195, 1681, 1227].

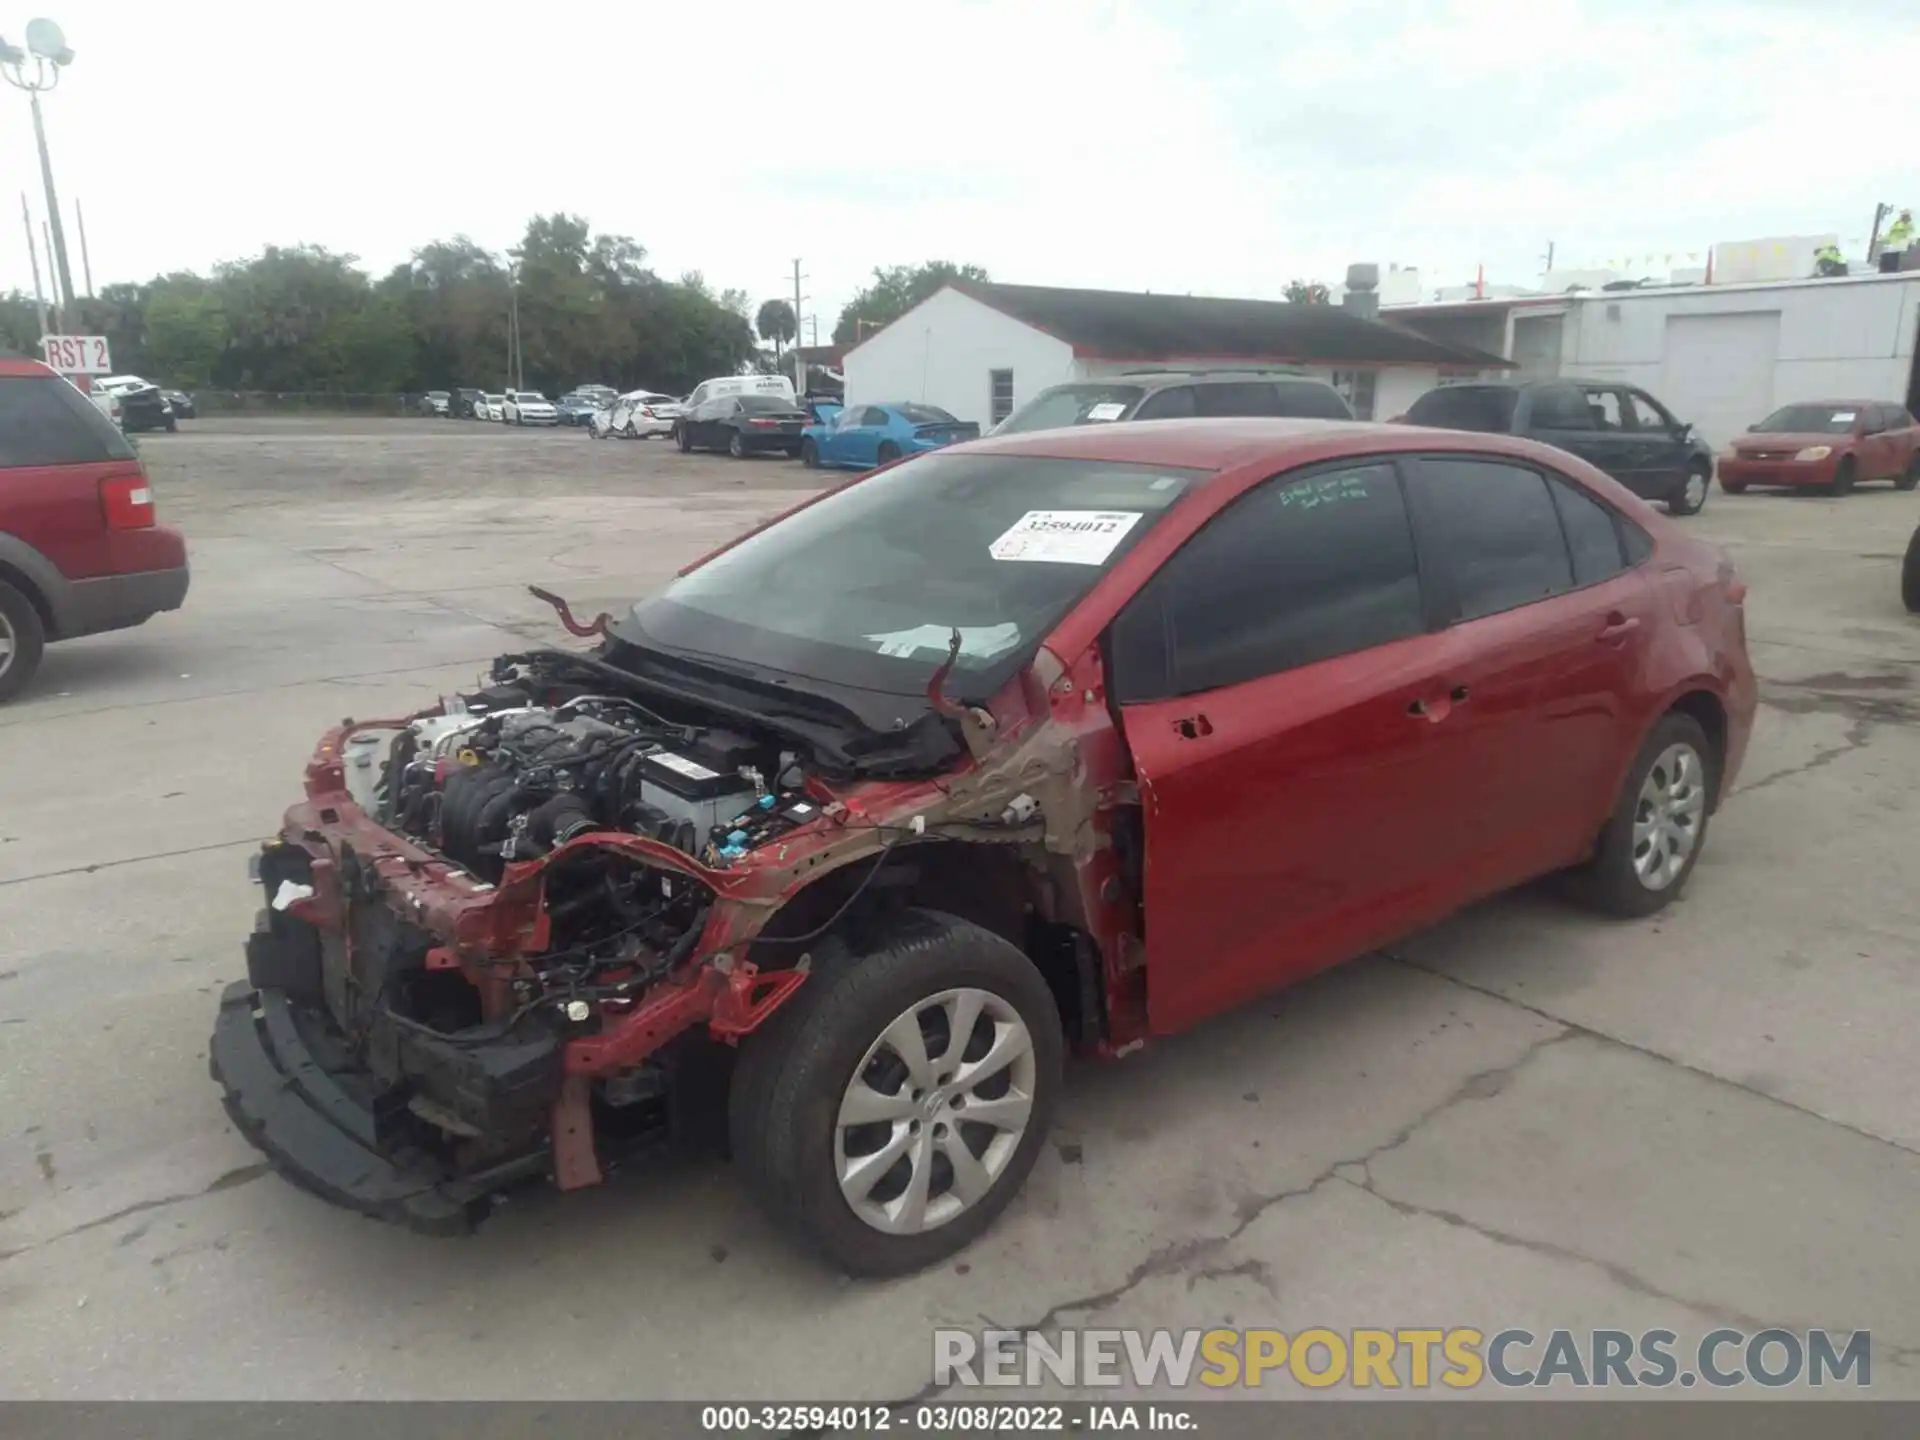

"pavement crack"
[0, 837, 260, 888]
[1388, 951, 1920, 1161]
[1734, 710, 1878, 796]
[0, 1164, 269, 1263]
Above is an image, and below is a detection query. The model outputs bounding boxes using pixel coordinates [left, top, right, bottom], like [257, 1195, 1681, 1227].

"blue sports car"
[799, 402, 981, 471]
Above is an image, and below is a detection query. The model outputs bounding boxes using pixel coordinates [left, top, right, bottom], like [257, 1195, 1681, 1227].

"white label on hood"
[1085, 402, 1128, 421]
[990, 510, 1143, 565]
[865, 623, 1022, 659]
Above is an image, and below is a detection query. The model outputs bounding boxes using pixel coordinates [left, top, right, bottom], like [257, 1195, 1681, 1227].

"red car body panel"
[250, 417, 1754, 1203]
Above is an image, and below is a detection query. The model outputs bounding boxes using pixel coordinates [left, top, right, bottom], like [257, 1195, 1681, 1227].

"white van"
[683, 373, 795, 410]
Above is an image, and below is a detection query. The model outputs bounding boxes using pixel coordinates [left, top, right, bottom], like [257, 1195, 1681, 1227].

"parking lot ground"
[2, 418, 1918, 1400]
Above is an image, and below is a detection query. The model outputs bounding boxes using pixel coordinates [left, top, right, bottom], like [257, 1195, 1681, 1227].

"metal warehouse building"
[1388, 272, 1920, 450]
[841, 279, 1507, 431]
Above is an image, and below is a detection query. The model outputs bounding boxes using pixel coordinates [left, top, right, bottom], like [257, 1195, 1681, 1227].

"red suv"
[213, 418, 1753, 1276]
[0, 354, 190, 700]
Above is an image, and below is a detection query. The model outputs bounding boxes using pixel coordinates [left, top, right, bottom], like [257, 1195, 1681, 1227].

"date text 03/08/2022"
[699, 1404, 1193, 1432]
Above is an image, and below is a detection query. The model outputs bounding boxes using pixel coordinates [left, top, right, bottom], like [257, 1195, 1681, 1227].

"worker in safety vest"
[1814, 243, 1847, 276]
[1884, 209, 1915, 253]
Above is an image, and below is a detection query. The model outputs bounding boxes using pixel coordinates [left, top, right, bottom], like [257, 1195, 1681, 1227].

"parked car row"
[88, 374, 193, 434]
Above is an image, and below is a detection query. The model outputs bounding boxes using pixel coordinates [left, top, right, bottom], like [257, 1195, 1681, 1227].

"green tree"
[0, 291, 41, 354]
[755, 298, 797, 359]
[144, 290, 229, 386]
[1284, 279, 1330, 304]
[832, 261, 988, 344]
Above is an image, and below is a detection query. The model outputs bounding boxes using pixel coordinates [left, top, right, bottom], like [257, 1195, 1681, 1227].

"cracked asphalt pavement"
[3, 419, 1918, 1399]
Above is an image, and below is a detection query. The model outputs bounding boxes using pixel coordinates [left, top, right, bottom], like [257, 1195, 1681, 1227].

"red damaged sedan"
[213, 418, 1756, 1275]
[1719, 400, 1920, 495]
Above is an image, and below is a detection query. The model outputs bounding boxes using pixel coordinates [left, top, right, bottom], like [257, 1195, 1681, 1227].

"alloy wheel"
[1683, 469, 1708, 512]
[835, 987, 1036, 1236]
[1632, 743, 1706, 891]
[0, 610, 14, 679]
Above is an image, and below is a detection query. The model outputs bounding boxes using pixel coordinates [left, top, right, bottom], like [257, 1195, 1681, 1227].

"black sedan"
[676, 394, 808, 458]
[164, 389, 196, 420]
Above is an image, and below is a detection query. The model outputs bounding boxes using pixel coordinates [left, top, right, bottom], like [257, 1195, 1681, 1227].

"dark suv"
[1398, 379, 1715, 516]
[0, 355, 191, 701]
[994, 368, 1354, 434]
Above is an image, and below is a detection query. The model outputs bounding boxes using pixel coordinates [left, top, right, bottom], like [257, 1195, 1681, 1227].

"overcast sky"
[2, 0, 1915, 333]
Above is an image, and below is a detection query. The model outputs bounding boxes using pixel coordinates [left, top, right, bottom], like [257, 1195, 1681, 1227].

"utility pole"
[1868, 202, 1891, 263]
[42, 218, 60, 329]
[790, 258, 808, 394]
[75, 196, 92, 295]
[21, 192, 48, 338]
[807, 314, 818, 347]
[2, 21, 81, 312]
[1542, 241, 1555, 275]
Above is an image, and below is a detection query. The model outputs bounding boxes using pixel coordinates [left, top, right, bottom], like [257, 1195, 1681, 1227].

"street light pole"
[2, 21, 80, 315]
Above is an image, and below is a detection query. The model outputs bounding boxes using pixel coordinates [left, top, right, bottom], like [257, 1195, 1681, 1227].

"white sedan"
[591, 390, 683, 439]
[502, 390, 560, 425]
[478, 394, 506, 422]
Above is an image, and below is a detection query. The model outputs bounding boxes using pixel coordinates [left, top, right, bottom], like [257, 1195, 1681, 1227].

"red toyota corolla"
[214, 418, 1755, 1276]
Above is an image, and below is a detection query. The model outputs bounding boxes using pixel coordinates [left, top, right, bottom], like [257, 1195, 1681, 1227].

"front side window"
[1417, 458, 1574, 621]
[621, 453, 1201, 699]
[1585, 389, 1627, 431]
[1112, 462, 1425, 700]
[1626, 390, 1675, 431]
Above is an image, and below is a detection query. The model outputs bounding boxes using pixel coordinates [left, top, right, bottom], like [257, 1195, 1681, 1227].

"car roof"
[959, 416, 1575, 477]
[0, 354, 55, 378]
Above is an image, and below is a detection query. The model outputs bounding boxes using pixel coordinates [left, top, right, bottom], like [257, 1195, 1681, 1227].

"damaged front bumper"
[210, 977, 546, 1234]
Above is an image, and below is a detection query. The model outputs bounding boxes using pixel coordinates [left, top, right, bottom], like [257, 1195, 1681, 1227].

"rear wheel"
[1669, 461, 1709, 516]
[801, 439, 819, 468]
[677, 425, 692, 453]
[1568, 712, 1717, 918]
[164, 416, 178, 433]
[1903, 524, 1920, 614]
[0, 580, 48, 705]
[729, 909, 1062, 1277]
[877, 441, 902, 465]
[1896, 455, 1919, 492]
[728, 431, 747, 459]
[1832, 456, 1856, 496]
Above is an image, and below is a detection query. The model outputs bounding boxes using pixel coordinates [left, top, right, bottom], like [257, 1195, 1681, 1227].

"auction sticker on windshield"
[1084, 402, 1128, 421]
[990, 510, 1143, 565]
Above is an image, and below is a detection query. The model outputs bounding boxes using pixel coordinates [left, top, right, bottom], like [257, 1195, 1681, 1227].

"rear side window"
[1404, 387, 1519, 433]
[1111, 462, 1425, 699]
[1193, 382, 1282, 417]
[1417, 458, 1574, 620]
[0, 376, 138, 467]
[1273, 381, 1356, 419]
[1548, 475, 1628, 586]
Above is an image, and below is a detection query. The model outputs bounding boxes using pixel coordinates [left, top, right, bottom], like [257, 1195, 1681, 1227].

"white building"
[1384, 272, 1920, 450]
[840, 281, 1508, 430]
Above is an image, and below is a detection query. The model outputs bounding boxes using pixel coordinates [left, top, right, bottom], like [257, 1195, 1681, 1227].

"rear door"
[1402, 454, 1660, 883]
[1522, 382, 1610, 474]
[0, 370, 143, 581]
[1110, 458, 1462, 1033]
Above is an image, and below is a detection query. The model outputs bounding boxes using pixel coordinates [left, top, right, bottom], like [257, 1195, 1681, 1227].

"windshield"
[898, 403, 959, 424]
[739, 395, 794, 413]
[616, 451, 1203, 699]
[427, 391, 450, 399]
[996, 384, 1145, 435]
[486, 395, 504, 404]
[1753, 404, 1862, 434]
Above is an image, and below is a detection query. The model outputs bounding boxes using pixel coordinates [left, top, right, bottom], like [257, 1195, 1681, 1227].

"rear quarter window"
[0, 376, 138, 467]
[1405, 387, 1519, 433]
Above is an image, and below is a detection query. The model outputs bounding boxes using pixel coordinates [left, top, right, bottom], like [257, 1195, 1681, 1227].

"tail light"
[749, 418, 777, 428]
[100, 471, 155, 529]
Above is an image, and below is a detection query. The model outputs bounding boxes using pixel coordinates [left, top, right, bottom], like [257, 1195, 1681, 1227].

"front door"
[1624, 388, 1691, 500]
[1109, 459, 1461, 1035]
[1522, 382, 1610, 474]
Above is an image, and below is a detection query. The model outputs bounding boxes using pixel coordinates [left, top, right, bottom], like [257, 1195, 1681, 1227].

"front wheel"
[1568, 712, 1717, 918]
[1896, 456, 1919, 493]
[1669, 462, 1709, 516]
[729, 909, 1063, 1277]
[1720, 478, 1748, 495]
[1831, 456, 1856, 496]
[1902, 524, 1920, 613]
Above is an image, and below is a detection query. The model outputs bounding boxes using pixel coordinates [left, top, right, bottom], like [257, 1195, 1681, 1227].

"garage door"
[1658, 311, 1781, 451]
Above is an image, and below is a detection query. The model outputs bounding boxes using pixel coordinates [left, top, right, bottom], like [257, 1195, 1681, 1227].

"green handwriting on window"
[1278, 475, 1371, 511]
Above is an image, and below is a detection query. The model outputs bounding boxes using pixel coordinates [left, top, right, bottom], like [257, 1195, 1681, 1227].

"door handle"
[1598, 613, 1641, 644]
[1407, 686, 1466, 722]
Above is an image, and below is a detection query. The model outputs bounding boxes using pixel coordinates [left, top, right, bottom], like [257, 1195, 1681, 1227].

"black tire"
[1896, 456, 1919, 493]
[1568, 712, 1717, 918]
[801, 439, 819, 468]
[0, 580, 48, 705]
[729, 908, 1063, 1277]
[1902, 524, 1920, 614]
[728, 431, 747, 459]
[877, 441, 902, 465]
[1720, 478, 1747, 495]
[676, 425, 691, 453]
[1668, 461, 1709, 516]
[1831, 456, 1856, 496]
[164, 416, 178, 433]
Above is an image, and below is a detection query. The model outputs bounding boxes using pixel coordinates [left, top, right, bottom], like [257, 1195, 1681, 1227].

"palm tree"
[756, 298, 797, 361]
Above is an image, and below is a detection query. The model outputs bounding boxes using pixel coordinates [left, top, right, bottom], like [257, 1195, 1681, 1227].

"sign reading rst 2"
[41, 335, 113, 375]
